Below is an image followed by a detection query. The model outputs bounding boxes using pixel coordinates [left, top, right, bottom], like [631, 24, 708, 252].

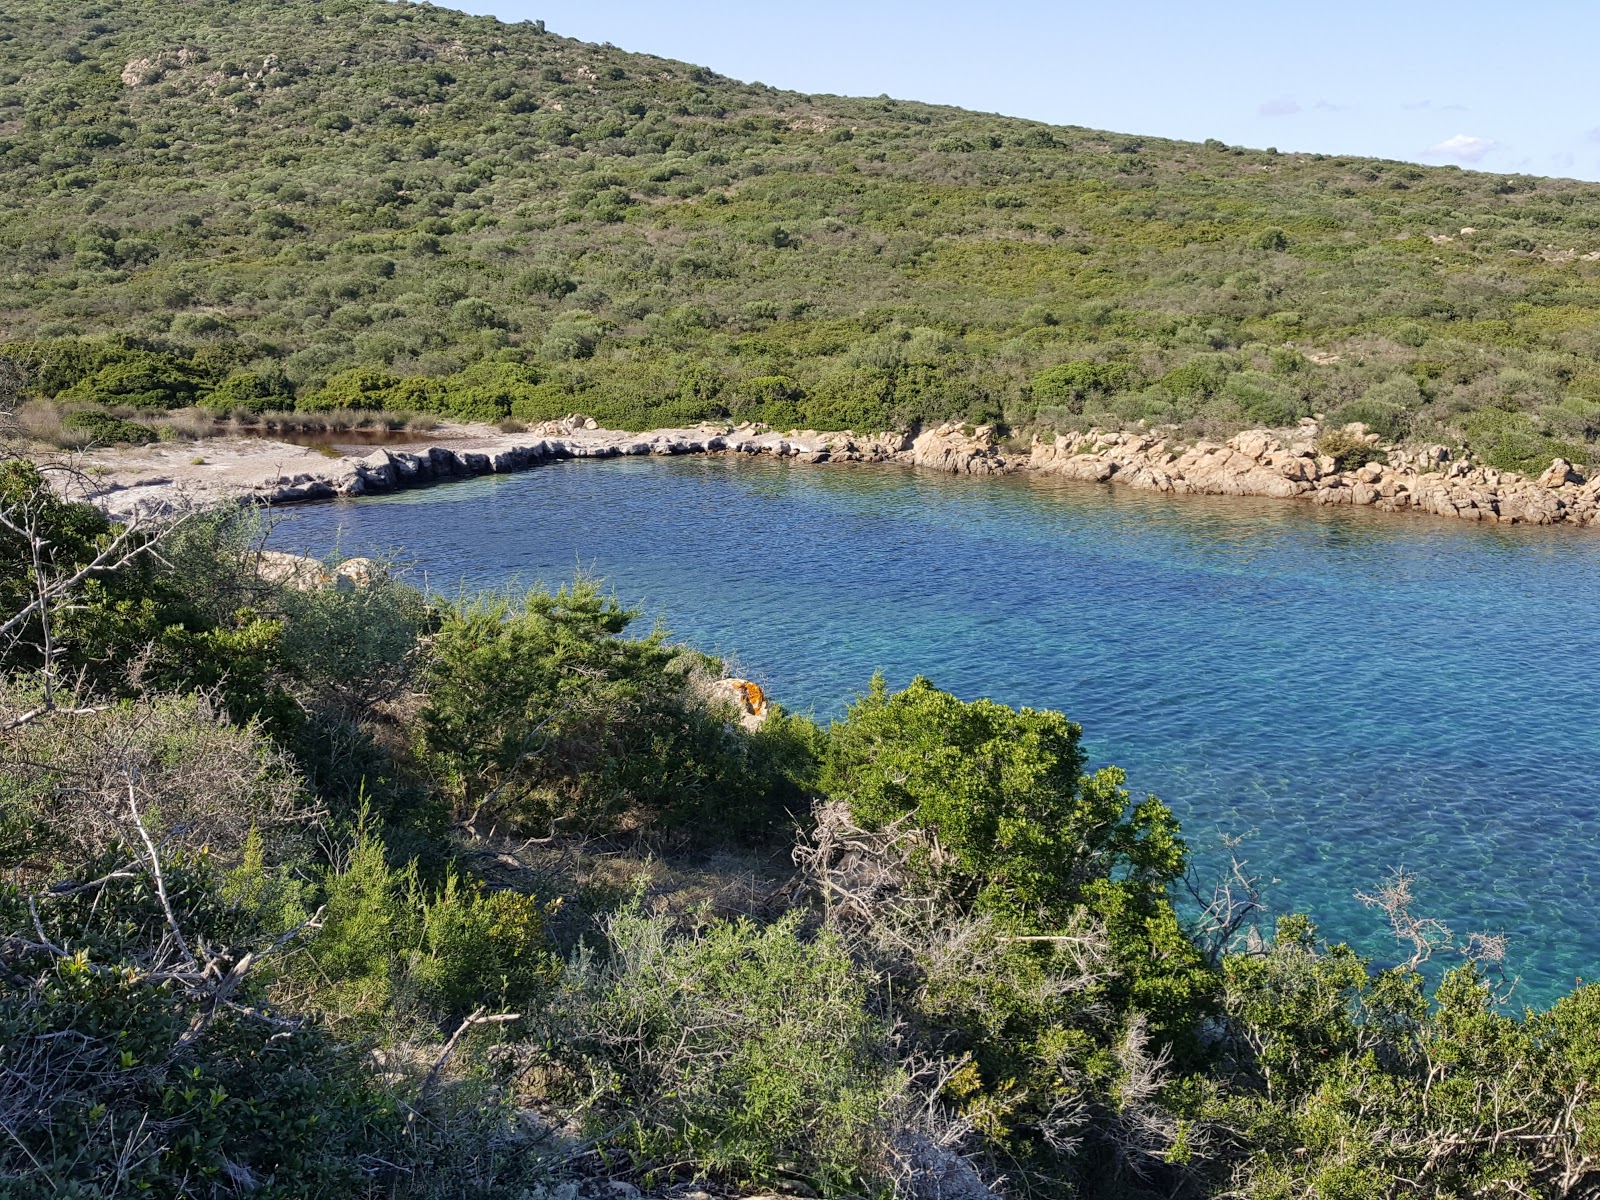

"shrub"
[1031, 360, 1130, 413]
[1156, 355, 1235, 402]
[0, 913, 391, 1196]
[1330, 397, 1409, 442]
[299, 814, 559, 1026]
[58, 355, 208, 410]
[1219, 915, 1600, 1198]
[821, 675, 1212, 1032]
[298, 368, 402, 411]
[1222, 370, 1304, 426]
[1463, 408, 1589, 474]
[1316, 425, 1386, 471]
[60, 408, 157, 443]
[538, 311, 604, 361]
[420, 579, 814, 836]
[547, 906, 900, 1195]
[202, 369, 294, 415]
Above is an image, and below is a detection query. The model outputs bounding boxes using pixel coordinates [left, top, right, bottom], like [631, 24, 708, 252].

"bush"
[1316, 425, 1386, 471]
[1219, 915, 1600, 1198]
[202, 370, 294, 415]
[61, 408, 157, 444]
[0, 917, 392, 1197]
[1463, 408, 1589, 474]
[1031, 360, 1130, 413]
[58, 355, 208, 410]
[1221, 370, 1304, 426]
[298, 367, 402, 412]
[822, 676, 1212, 1032]
[421, 579, 814, 836]
[547, 906, 900, 1195]
[298, 814, 559, 1027]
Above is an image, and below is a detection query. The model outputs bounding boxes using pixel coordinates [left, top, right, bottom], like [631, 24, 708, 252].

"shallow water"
[274, 455, 1600, 1004]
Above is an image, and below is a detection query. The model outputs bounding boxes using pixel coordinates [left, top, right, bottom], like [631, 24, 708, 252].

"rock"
[892, 1133, 1001, 1200]
[256, 550, 328, 589]
[710, 678, 770, 732]
[1539, 458, 1584, 488]
[333, 557, 381, 590]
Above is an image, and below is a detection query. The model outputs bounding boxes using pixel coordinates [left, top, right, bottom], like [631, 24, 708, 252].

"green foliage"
[1218, 917, 1600, 1198]
[0, 843, 395, 1198]
[61, 407, 157, 443]
[299, 367, 403, 412]
[202, 369, 294, 414]
[58, 354, 209, 411]
[1463, 407, 1590, 474]
[420, 578, 815, 837]
[1031, 359, 1130, 413]
[826, 676, 1180, 918]
[548, 906, 899, 1195]
[298, 813, 558, 1026]
[1316, 426, 1387, 471]
[822, 675, 1213, 1037]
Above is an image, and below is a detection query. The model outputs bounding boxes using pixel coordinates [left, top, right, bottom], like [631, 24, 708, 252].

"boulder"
[1539, 458, 1584, 488]
[710, 678, 770, 732]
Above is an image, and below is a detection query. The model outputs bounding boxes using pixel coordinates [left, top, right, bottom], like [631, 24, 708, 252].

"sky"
[452, 0, 1600, 182]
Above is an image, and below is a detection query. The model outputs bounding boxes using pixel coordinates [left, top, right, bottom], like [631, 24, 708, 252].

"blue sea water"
[273, 455, 1600, 1004]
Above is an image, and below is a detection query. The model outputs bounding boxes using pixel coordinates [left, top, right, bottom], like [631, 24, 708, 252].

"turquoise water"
[274, 455, 1600, 1004]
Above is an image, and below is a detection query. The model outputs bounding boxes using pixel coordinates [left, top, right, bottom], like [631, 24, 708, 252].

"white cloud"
[1259, 96, 1300, 117]
[1424, 134, 1497, 164]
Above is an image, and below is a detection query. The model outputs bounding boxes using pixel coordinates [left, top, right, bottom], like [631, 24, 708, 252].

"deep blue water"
[274, 455, 1600, 1004]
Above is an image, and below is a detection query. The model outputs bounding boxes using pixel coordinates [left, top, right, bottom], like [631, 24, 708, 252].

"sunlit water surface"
[274, 456, 1600, 1004]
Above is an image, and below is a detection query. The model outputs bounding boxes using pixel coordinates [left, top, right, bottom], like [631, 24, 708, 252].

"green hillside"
[2, 0, 1599, 470]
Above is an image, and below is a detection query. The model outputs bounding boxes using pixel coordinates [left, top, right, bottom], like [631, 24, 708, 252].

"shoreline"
[63, 417, 1600, 528]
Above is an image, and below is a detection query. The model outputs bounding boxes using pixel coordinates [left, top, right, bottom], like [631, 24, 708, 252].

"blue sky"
[455, 0, 1600, 181]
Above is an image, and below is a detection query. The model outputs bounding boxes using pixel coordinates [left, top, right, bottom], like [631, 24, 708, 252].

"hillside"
[2, 0, 1600, 472]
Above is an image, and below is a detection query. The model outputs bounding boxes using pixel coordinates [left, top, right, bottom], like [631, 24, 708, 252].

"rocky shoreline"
[71, 415, 1599, 528]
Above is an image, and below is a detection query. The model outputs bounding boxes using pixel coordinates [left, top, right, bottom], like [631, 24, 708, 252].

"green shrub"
[1031, 360, 1130, 413]
[58, 355, 208, 410]
[1463, 408, 1589, 474]
[1222, 370, 1304, 426]
[420, 579, 814, 836]
[61, 408, 157, 444]
[202, 370, 294, 414]
[1331, 398, 1410, 442]
[549, 906, 900, 1195]
[1316, 425, 1386, 471]
[0, 922, 391, 1196]
[298, 367, 403, 412]
[822, 676, 1212, 1033]
[1219, 916, 1600, 1198]
[1156, 355, 1235, 402]
[300, 813, 559, 1026]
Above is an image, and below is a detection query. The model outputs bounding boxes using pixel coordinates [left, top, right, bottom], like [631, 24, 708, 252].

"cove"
[274, 455, 1600, 1005]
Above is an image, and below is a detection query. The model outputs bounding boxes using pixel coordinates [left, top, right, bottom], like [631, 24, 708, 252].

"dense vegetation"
[3, 448, 1598, 1199]
[2, 0, 1600, 474]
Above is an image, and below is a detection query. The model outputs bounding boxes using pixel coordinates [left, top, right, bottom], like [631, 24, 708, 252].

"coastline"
[62, 416, 1600, 528]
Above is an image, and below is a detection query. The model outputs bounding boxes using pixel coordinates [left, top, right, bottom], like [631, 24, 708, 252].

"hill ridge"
[0, 0, 1597, 472]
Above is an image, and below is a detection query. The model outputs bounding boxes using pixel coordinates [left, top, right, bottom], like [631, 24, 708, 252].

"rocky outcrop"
[1027, 426, 1600, 527]
[76, 415, 1600, 530]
